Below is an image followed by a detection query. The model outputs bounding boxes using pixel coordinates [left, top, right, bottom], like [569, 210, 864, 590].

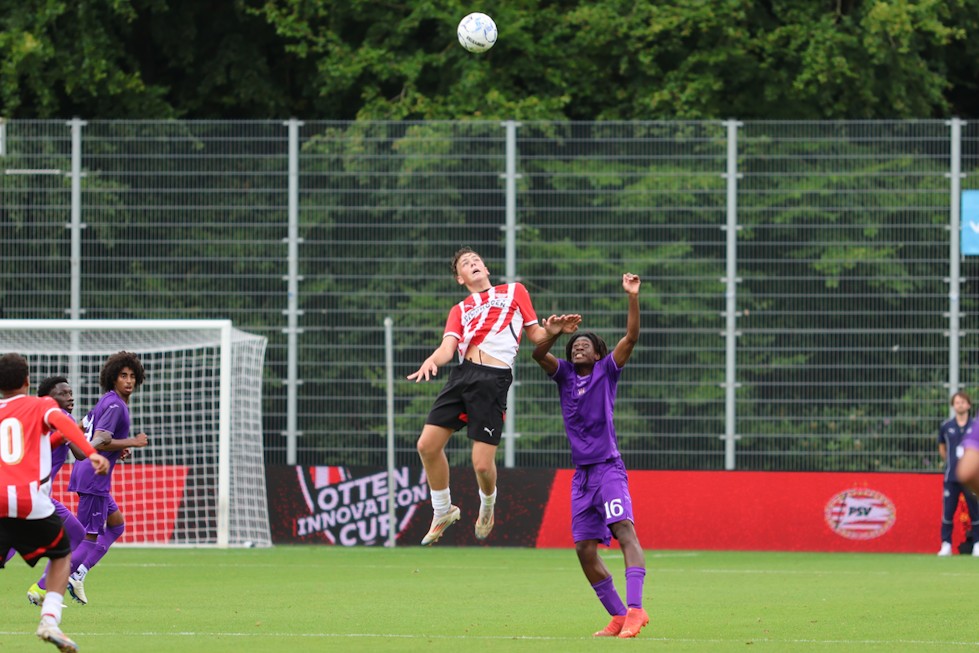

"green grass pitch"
[2, 546, 977, 652]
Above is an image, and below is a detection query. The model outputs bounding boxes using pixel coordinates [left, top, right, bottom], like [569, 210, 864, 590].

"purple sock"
[591, 575, 627, 617]
[70, 539, 96, 575]
[83, 523, 125, 572]
[3, 547, 15, 564]
[625, 566, 646, 608]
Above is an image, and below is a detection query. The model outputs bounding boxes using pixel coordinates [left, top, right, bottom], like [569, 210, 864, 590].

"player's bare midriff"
[464, 345, 509, 369]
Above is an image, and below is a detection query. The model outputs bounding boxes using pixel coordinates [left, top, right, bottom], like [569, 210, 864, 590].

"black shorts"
[426, 359, 513, 445]
[0, 514, 70, 569]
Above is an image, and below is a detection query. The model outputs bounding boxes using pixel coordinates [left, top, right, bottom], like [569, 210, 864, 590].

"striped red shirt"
[443, 282, 538, 368]
[0, 394, 61, 519]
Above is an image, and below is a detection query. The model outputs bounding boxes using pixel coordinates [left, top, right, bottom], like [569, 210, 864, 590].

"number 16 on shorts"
[605, 498, 625, 519]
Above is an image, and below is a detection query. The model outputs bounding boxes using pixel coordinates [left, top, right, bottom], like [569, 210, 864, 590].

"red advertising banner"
[51, 463, 189, 544]
[538, 470, 948, 553]
[265, 466, 953, 553]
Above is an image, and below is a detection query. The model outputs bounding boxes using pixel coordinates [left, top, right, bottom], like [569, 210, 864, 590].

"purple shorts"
[75, 494, 119, 536]
[570, 457, 636, 546]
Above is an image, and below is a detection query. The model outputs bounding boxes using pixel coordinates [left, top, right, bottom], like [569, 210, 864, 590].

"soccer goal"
[0, 319, 271, 548]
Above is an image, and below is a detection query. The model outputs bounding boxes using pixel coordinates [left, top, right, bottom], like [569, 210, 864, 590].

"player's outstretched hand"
[623, 273, 641, 295]
[544, 314, 582, 335]
[407, 359, 439, 383]
[132, 432, 148, 448]
[542, 315, 562, 336]
[560, 314, 582, 333]
[89, 453, 110, 475]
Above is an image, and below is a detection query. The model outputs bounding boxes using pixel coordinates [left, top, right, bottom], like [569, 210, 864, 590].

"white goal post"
[0, 319, 271, 548]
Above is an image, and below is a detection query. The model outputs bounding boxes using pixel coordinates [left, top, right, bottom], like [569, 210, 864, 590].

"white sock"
[479, 487, 497, 508]
[41, 592, 64, 624]
[73, 564, 88, 580]
[431, 488, 451, 516]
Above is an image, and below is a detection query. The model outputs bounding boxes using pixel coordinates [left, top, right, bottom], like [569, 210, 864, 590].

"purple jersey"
[549, 356, 622, 466]
[964, 418, 979, 453]
[67, 390, 130, 496]
[49, 408, 73, 480]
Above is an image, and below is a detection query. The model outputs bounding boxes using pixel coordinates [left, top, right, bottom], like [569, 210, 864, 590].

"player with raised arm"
[408, 247, 579, 544]
[66, 351, 148, 605]
[27, 376, 87, 606]
[0, 353, 109, 652]
[532, 273, 650, 638]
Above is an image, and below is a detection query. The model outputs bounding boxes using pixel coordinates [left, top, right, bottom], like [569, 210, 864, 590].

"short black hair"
[0, 353, 30, 392]
[100, 351, 145, 391]
[565, 332, 608, 361]
[37, 375, 69, 397]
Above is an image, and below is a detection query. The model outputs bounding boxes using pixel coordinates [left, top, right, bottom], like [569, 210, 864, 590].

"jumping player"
[532, 273, 649, 638]
[407, 247, 579, 544]
[0, 353, 109, 652]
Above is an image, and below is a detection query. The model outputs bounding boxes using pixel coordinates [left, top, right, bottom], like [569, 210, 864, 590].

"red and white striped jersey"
[443, 282, 538, 368]
[0, 394, 60, 519]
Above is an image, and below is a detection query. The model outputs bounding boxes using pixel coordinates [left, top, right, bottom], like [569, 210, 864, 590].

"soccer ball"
[457, 12, 498, 53]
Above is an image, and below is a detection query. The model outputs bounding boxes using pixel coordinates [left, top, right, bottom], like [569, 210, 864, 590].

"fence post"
[67, 118, 87, 386]
[283, 118, 305, 465]
[501, 119, 521, 468]
[948, 117, 965, 402]
[385, 316, 396, 547]
[721, 120, 743, 471]
[67, 118, 87, 321]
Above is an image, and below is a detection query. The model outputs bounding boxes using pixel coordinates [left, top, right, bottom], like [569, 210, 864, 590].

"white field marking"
[601, 552, 701, 560]
[105, 561, 581, 572]
[111, 557, 979, 577]
[653, 567, 979, 577]
[2, 631, 978, 646]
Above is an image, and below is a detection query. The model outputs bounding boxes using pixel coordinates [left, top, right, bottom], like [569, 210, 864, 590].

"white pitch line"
[2, 631, 978, 646]
[654, 567, 979, 577]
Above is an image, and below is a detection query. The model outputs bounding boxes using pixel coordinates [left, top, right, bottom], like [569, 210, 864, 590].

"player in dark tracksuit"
[938, 391, 979, 556]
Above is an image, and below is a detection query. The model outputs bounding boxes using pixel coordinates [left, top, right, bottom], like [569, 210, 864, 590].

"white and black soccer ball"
[457, 12, 498, 53]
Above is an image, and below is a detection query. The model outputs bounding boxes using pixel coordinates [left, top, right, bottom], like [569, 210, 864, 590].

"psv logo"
[824, 488, 896, 540]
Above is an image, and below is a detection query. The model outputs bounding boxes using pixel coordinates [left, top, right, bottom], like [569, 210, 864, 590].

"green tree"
[3, 0, 977, 120]
[255, 0, 971, 120]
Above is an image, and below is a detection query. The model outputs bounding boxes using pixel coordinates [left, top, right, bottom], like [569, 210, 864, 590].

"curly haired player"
[533, 273, 649, 638]
[66, 351, 148, 605]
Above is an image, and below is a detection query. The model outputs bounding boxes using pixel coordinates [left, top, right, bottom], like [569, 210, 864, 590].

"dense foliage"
[2, 0, 979, 120]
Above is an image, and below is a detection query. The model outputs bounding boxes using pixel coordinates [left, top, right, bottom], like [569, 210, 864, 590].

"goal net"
[0, 319, 271, 548]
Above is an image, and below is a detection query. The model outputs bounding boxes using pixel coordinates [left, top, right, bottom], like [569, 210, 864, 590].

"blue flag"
[963, 191, 979, 255]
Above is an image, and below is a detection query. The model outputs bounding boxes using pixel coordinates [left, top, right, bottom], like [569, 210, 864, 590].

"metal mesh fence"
[1, 120, 74, 317]
[515, 122, 728, 470]
[1, 119, 972, 473]
[737, 121, 956, 471]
